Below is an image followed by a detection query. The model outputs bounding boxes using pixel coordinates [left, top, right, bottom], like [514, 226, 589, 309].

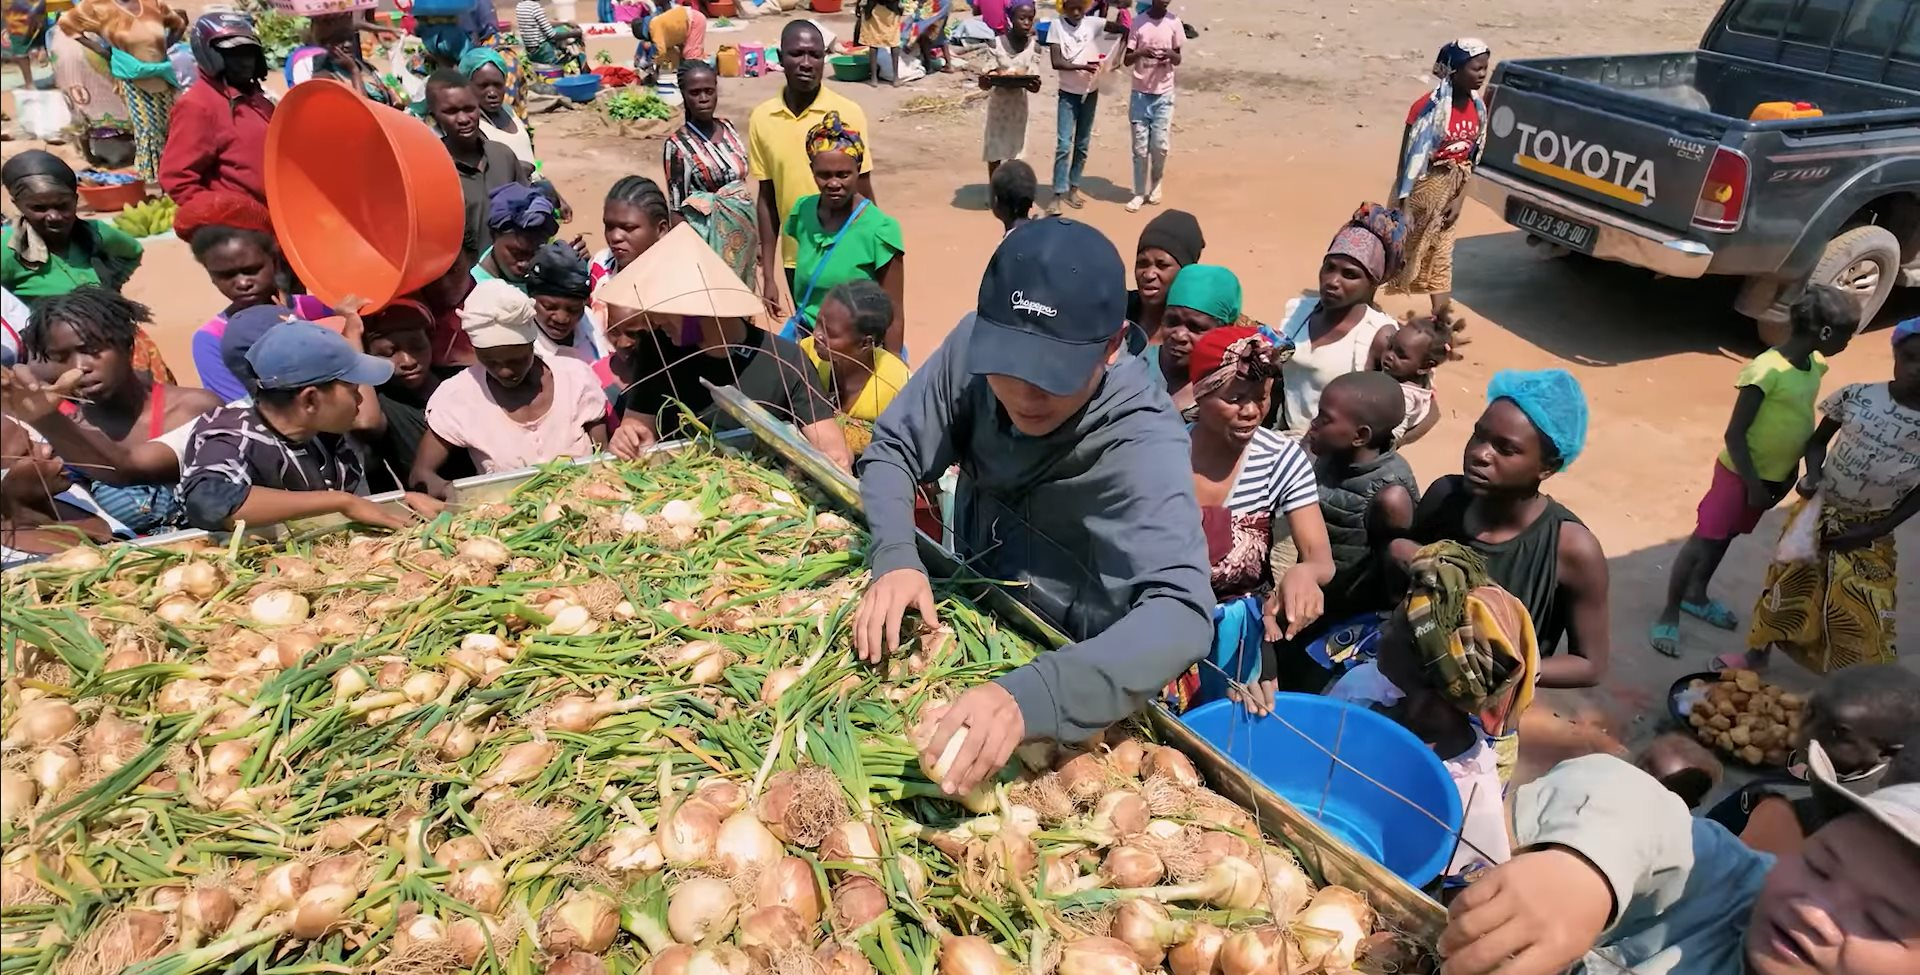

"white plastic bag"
[1774, 492, 1823, 564]
[12, 91, 74, 141]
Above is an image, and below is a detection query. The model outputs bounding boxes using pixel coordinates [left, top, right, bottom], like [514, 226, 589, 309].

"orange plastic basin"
[265, 80, 463, 313]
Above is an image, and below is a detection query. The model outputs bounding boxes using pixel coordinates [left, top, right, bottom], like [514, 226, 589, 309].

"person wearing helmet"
[159, 12, 275, 210]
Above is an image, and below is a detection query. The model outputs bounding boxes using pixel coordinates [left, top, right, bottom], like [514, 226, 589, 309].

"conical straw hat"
[597, 223, 767, 320]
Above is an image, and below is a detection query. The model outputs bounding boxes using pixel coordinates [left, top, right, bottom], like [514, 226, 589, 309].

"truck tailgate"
[1480, 68, 1717, 235]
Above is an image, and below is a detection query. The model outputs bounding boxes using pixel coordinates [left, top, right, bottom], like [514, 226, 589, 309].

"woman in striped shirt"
[660, 61, 758, 285]
[1167, 325, 1334, 715]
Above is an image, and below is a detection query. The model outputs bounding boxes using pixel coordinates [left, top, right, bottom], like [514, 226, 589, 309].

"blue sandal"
[1648, 621, 1681, 658]
[1681, 599, 1739, 631]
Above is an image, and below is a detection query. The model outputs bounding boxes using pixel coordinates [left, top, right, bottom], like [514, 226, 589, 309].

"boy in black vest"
[1302, 371, 1421, 646]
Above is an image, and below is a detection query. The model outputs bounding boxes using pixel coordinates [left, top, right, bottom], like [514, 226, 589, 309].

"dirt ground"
[7, 0, 1916, 786]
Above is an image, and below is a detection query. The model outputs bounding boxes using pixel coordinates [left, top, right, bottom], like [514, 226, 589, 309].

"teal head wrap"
[1486, 368, 1589, 471]
[1165, 264, 1242, 326]
[460, 47, 510, 80]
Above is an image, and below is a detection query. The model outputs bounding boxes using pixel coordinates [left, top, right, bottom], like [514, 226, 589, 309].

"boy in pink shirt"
[1123, 0, 1181, 212]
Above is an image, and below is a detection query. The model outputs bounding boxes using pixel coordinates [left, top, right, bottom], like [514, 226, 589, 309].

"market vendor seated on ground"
[852, 218, 1212, 796]
[178, 320, 441, 532]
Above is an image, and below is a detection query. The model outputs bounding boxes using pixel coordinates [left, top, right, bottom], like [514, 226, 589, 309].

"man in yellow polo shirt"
[749, 20, 877, 306]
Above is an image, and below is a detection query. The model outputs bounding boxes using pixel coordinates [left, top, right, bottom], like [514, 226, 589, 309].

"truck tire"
[1810, 225, 1902, 333]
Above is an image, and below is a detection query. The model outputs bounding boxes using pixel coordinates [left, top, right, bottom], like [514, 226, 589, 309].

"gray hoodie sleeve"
[994, 425, 1213, 743]
[853, 322, 965, 580]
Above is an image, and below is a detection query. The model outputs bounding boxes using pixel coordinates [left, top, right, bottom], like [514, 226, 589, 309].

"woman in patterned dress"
[660, 60, 758, 286]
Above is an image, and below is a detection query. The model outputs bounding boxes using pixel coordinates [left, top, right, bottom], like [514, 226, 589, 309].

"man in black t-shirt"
[605, 314, 853, 470]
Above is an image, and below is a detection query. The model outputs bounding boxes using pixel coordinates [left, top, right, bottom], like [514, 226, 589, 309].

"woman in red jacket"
[158, 12, 274, 210]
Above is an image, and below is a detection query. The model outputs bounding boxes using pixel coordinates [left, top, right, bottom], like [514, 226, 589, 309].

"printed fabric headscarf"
[1398, 541, 1539, 746]
[1166, 264, 1243, 327]
[486, 183, 558, 236]
[1326, 202, 1408, 284]
[1187, 326, 1291, 401]
[189, 12, 266, 85]
[805, 112, 866, 162]
[1434, 37, 1491, 79]
[1486, 367, 1589, 471]
[524, 242, 594, 300]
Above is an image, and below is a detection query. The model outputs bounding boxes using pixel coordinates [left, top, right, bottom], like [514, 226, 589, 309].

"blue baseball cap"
[246, 320, 393, 390]
[968, 218, 1128, 396]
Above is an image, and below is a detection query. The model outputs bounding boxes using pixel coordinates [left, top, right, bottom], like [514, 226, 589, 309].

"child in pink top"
[1123, 0, 1181, 212]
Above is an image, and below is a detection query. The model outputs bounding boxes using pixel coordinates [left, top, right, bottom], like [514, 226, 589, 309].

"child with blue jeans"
[1047, 0, 1105, 210]
[1122, 0, 1179, 212]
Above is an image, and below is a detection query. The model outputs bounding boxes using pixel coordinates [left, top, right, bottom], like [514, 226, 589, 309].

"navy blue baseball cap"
[968, 218, 1128, 396]
[246, 320, 393, 390]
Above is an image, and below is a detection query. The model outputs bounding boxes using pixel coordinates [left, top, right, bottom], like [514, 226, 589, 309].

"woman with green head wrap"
[1156, 263, 1242, 414]
[461, 46, 535, 165]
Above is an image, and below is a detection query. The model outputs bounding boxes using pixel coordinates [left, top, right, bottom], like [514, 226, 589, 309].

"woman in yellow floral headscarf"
[799, 280, 910, 456]
[781, 112, 906, 355]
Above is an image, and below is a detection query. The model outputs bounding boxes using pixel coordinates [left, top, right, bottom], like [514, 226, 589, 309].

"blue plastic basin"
[1178, 695, 1463, 887]
[554, 74, 603, 103]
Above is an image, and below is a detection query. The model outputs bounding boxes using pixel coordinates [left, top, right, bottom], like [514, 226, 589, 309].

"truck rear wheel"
[1811, 225, 1901, 332]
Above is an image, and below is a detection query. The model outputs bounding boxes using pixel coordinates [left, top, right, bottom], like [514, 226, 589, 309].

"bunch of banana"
[113, 197, 178, 236]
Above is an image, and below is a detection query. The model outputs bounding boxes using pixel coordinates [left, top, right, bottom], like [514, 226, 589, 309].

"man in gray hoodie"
[852, 218, 1213, 795]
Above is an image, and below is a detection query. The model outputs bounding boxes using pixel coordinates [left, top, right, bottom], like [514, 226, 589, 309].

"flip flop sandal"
[1648, 621, 1681, 658]
[1681, 599, 1739, 630]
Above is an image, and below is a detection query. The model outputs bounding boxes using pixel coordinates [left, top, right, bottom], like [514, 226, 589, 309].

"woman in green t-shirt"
[783, 113, 906, 354]
[2, 150, 145, 306]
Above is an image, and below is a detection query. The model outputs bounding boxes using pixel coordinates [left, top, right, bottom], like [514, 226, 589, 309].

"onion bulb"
[172, 561, 226, 600]
[544, 695, 647, 734]
[425, 722, 479, 761]
[819, 821, 883, 870]
[1102, 846, 1165, 888]
[1107, 740, 1148, 779]
[456, 536, 511, 567]
[659, 798, 724, 868]
[257, 862, 308, 910]
[204, 740, 251, 778]
[546, 604, 596, 636]
[31, 745, 81, 795]
[660, 499, 702, 530]
[1059, 938, 1144, 975]
[434, 835, 488, 870]
[311, 816, 384, 850]
[1109, 900, 1181, 968]
[1217, 928, 1288, 975]
[480, 740, 557, 789]
[154, 593, 201, 624]
[1135, 857, 1266, 911]
[2, 698, 76, 748]
[1055, 752, 1111, 802]
[155, 679, 216, 715]
[895, 853, 929, 901]
[1, 770, 37, 823]
[248, 590, 310, 627]
[395, 914, 446, 952]
[461, 632, 513, 659]
[46, 546, 105, 571]
[549, 953, 609, 975]
[692, 778, 747, 813]
[666, 876, 737, 945]
[450, 860, 507, 913]
[940, 936, 1014, 975]
[1166, 924, 1227, 975]
[1091, 790, 1149, 841]
[688, 947, 751, 975]
[289, 884, 356, 939]
[754, 856, 823, 926]
[1261, 852, 1312, 920]
[735, 906, 808, 963]
[308, 853, 369, 891]
[1292, 886, 1372, 971]
[176, 886, 237, 946]
[759, 667, 803, 706]
[448, 916, 499, 967]
[80, 909, 169, 969]
[818, 944, 875, 975]
[714, 810, 783, 877]
[1144, 746, 1202, 788]
[543, 889, 620, 955]
[830, 874, 888, 935]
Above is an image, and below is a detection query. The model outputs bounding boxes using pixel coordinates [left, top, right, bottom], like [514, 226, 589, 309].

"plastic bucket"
[1179, 696, 1463, 886]
[264, 80, 463, 313]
